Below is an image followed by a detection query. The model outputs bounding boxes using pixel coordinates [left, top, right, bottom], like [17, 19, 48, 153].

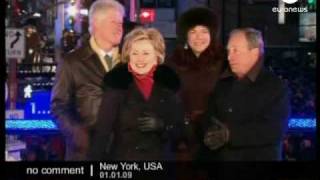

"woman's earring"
[184, 43, 188, 50]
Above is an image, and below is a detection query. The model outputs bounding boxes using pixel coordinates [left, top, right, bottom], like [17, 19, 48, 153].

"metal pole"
[54, 0, 65, 64]
[222, 0, 226, 45]
[8, 58, 17, 110]
[237, 0, 242, 27]
[130, 0, 136, 22]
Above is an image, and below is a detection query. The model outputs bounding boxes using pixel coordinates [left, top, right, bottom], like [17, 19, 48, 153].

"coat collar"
[168, 44, 224, 70]
[221, 59, 264, 82]
[103, 63, 180, 92]
[72, 40, 120, 62]
[74, 41, 97, 61]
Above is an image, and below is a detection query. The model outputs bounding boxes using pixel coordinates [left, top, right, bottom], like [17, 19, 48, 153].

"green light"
[307, 0, 316, 11]
[308, 0, 316, 5]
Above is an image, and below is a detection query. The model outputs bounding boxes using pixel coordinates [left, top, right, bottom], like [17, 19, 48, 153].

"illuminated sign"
[24, 91, 52, 119]
[24, 85, 32, 98]
[139, 8, 155, 24]
[6, 28, 26, 59]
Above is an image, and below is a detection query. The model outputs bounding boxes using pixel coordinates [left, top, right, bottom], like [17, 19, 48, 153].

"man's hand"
[203, 117, 229, 150]
[138, 112, 164, 132]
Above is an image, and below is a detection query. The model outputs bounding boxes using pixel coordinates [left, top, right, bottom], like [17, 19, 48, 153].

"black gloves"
[203, 117, 229, 150]
[138, 112, 164, 132]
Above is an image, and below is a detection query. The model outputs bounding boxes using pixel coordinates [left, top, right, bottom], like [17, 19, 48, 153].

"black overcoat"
[88, 63, 184, 160]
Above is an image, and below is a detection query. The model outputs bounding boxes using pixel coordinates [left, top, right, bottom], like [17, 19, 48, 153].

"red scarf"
[128, 63, 157, 101]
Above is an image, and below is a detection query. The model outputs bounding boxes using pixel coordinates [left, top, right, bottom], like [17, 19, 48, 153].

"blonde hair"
[88, 0, 125, 34]
[121, 27, 165, 64]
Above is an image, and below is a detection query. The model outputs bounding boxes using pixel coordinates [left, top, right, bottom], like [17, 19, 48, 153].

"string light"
[5, 118, 316, 131]
[288, 118, 316, 129]
[6, 120, 58, 130]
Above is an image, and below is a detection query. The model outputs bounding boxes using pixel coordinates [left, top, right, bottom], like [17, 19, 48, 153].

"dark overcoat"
[165, 46, 225, 159]
[88, 63, 184, 160]
[51, 42, 110, 160]
[199, 68, 290, 161]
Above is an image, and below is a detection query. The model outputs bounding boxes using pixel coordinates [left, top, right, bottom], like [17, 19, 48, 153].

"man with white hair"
[199, 28, 290, 161]
[51, 0, 125, 160]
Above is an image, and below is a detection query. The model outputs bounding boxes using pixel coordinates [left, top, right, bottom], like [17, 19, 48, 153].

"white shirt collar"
[89, 36, 119, 72]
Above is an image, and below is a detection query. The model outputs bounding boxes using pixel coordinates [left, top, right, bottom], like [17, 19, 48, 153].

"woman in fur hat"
[88, 27, 184, 160]
[166, 7, 226, 161]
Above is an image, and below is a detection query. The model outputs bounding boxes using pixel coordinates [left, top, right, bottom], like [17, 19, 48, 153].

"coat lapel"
[82, 54, 105, 79]
[78, 44, 106, 79]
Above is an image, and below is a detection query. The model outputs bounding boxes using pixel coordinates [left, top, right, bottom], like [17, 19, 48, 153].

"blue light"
[6, 120, 58, 130]
[24, 91, 52, 119]
[288, 118, 316, 129]
[5, 118, 316, 131]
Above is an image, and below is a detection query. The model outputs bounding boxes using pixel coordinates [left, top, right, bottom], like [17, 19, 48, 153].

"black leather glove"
[138, 112, 164, 132]
[203, 117, 229, 150]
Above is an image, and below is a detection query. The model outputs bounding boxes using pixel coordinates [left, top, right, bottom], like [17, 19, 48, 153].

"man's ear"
[92, 19, 99, 32]
[250, 48, 260, 61]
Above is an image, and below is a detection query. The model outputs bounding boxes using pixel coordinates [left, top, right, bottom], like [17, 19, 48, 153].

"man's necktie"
[104, 54, 113, 70]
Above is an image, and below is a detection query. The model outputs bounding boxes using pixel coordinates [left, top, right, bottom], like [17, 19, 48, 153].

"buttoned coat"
[199, 68, 290, 161]
[88, 63, 184, 160]
[51, 41, 120, 160]
[165, 46, 225, 160]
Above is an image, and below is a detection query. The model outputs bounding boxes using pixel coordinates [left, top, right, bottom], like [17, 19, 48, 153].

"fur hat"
[177, 7, 219, 44]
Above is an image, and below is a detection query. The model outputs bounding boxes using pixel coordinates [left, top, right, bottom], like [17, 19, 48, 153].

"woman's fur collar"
[167, 45, 225, 71]
[103, 63, 180, 92]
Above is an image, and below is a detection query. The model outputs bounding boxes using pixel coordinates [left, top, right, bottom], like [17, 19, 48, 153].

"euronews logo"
[272, 0, 308, 13]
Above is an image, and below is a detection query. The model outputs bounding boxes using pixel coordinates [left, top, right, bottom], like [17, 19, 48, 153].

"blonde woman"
[88, 28, 183, 160]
